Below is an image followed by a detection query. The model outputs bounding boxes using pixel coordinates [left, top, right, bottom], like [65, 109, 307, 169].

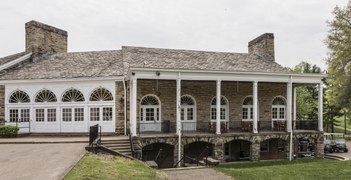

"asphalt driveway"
[0, 143, 86, 180]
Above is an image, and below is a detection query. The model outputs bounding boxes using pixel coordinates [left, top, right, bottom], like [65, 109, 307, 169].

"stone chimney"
[248, 33, 275, 61]
[25, 20, 67, 55]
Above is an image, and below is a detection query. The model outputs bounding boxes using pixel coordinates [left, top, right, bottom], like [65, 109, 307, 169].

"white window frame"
[34, 108, 57, 123]
[140, 95, 161, 123]
[8, 108, 30, 122]
[210, 96, 229, 122]
[181, 95, 196, 122]
[89, 106, 113, 122]
[61, 107, 85, 122]
[272, 96, 286, 121]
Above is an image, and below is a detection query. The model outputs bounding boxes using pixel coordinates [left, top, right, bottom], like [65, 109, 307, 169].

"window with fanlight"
[8, 90, 30, 123]
[242, 96, 253, 121]
[210, 96, 229, 121]
[272, 96, 286, 120]
[140, 95, 160, 122]
[181, 95, 196, 121]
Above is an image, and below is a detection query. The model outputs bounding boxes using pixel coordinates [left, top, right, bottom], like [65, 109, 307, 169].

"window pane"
[187, 108, 193, 120]
[250, 107, 253, 119]
[103, 107, 112, 121]
[9, 109, 19, 122]
[279, 107, 285, 119]
[62, 108, 72, 122]
[75, 108, 84, 121]
[220, 108, 226, 120]
[181, 108, 184, 121]
[242, 108, 248, 119]
[21, 109, 30, 122]
[35, 109, 45, 122]
[272, 108, 278, 119]
[157, 108, 159, 121]
[90, 108, 100, 121]
[145, 108, 154, 121]
[141, 108, 143, 121]
[47, 109, 56, 122]
[211, 108, 216, 120]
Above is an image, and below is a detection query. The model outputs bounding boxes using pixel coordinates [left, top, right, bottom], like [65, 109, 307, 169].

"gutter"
[0, 52, 32, 71]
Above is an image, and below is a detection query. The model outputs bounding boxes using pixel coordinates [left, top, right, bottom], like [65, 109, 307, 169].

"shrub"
[0, 126, 19, 137]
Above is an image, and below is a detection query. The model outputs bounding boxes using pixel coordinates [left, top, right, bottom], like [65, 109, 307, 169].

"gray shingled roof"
[0, 46, 290, 80]
[0, 50, 123, 80]
[0, 51, 30, 66]
[123, 46, 289, 73]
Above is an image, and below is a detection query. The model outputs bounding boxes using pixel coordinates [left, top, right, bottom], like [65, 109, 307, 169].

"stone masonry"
[248, 33, 275, 61]
[25, 20, 67, 55]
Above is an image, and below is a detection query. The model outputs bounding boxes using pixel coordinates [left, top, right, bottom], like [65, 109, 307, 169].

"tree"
[292, 61, 321, 120]
[326, 3, 351, 108]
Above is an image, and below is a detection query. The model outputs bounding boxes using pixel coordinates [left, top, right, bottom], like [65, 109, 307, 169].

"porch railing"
[138, 120, 176, 134]
[259, 120, 286, 132]
[294, 120, 318, 131]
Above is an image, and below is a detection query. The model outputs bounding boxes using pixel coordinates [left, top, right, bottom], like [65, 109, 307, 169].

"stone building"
[0, 21, 325, 167]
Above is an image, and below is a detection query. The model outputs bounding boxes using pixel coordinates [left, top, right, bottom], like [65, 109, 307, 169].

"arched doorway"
[224, 140, 251, 162]
[183, 141, 213, 164]
[260, 138, 287, 160]
[142, 143, 174, 168]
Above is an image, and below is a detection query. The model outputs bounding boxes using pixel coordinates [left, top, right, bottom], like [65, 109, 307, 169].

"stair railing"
[155, 149, 163, 161]
[197, 146, 209, 166]
[173, 155, 198, 167]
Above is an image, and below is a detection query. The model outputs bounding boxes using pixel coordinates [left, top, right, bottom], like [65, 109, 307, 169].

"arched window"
[242, 96, 253, 121]
[211, 96, 228, 121]
[35, 89, 57, 102]
[181, 95, 196, 121]
[272, 96, 286, 120]
[62, 89, 85, 102]
[9, 90, 30, 103]
[90, 87, 113, 101]
[140, 95, 160, 122]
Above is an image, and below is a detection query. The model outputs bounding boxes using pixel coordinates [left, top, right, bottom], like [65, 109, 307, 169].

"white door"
[140, 107, 161, 132]
[181, 106, 196, 131]
[32, 108, 59, 132]
[6, 108, 30, 133]
[60, 107, 87, 132]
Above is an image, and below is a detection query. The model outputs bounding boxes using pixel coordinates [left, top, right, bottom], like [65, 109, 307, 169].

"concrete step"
[105, 146, 131, 151]
[102, 143, 130, 147]
[102, 140, 130, 144]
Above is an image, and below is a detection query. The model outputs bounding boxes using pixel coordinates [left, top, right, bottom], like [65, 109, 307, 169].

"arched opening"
[142, 143, 174, 168]
[224, 140, 251, 162]
[260, 138, 287, 160]
[210, 96, 229, 132]
[140, 95, 161, 132]
[183, 141, 214, 164]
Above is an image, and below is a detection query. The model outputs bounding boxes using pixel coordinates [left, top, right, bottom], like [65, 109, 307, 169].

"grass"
[216, 159, 351, 180]
[335, 116, 351, 129]
[64, 153, 165, 180]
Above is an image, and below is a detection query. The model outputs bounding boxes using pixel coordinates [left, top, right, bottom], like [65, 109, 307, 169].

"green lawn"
[335, 116, 351, 129]
[65, 153, 165, 180]
[216, 159, 351, 180]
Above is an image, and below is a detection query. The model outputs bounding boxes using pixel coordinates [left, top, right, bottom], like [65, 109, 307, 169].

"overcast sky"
[0, 0, 349, 70]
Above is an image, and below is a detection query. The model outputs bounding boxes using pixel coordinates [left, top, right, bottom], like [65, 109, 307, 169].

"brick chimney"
[25, 20, 67, 55]
[248, 33, 275, 61]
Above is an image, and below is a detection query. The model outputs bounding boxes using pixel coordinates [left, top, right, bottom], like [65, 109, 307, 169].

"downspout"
[123, 77, 127, 135]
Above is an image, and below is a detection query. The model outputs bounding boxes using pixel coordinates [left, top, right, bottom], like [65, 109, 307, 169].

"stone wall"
[115, 81, 125, 134]
[136, 131, 323, 163]
[25, 20, 67, 55]
[248, 33, 275, 61]
[135, 79, 286, 127]
[0, 85, 4, 125]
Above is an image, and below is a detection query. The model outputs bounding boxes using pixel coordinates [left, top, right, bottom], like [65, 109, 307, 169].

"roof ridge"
[122, 46, 248, 55]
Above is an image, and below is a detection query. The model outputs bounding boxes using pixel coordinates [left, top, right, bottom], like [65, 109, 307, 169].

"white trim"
[253, 81, 258, 133]
[0, 76, 124, 84]
[210, 95, 229, 122]
[0, 52, 32, 71]
[216, 80, 221, 134]
[318, 83, 323, 131]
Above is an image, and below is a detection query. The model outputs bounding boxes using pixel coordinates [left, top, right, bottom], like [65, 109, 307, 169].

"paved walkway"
[0, 135, 127, 144]
[164, 168, 232, 180]
[0, 143, 86, 180]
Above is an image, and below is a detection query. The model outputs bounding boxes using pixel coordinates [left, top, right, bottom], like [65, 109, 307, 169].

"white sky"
[0, 0, 349, 70]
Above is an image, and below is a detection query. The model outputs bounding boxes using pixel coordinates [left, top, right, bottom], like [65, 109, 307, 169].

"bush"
[0, 126, 19, 137]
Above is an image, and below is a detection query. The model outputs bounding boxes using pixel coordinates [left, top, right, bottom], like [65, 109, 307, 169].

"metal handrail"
[197, 146, 209, 166]
[174, 155, 198, 167]
[155, 149, 163, 161]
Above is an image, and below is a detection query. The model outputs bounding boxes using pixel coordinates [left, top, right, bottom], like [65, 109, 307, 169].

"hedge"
[0, 126, 19, 137]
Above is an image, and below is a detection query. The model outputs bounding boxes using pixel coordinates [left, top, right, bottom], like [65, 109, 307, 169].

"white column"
[318, 83, 323, 131]
[253, 81, 258, 133]
[293, 87, 297, 130]
[130, 78, 137, 136]
[216, 80, 221, 134]
[286, 77, 292, 132]
[176, 73, 181, 135]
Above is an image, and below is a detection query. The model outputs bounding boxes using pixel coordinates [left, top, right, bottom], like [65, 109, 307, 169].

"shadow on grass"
[217, 158, 330, 169]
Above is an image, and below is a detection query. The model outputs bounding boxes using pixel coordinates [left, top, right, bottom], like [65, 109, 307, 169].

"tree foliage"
[326, 4, 351, 107]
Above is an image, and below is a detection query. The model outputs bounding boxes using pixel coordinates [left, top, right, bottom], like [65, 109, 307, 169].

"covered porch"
[128, 68, 325, 137]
